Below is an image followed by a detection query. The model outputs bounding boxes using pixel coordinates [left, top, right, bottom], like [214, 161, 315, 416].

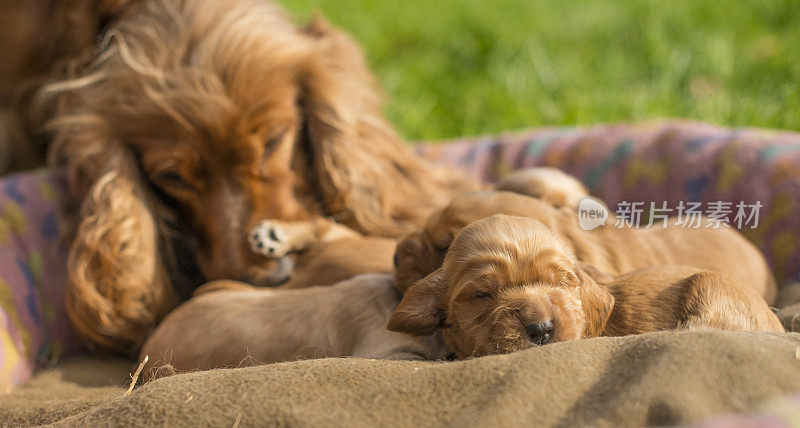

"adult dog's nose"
[525, 321, 554, 345]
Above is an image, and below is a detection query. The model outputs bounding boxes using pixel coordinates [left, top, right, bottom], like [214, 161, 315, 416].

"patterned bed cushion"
[2, 120, 800, 389]
[0, 170, 73, 392]
[418, 120, 800, 283]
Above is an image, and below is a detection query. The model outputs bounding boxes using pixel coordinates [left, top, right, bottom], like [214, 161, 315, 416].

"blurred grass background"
[280, 0, 800, 141]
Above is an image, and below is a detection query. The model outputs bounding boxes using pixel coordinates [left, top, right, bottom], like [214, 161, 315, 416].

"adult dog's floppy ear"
[577, 267, 615, 337]
[48, 114, 179, 355]
[388, 267, 448, 336]
[299, 16, 474, 238]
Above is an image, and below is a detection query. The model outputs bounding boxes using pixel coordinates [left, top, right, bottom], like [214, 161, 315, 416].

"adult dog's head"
[44, 0, 473, 353]
[388, 215, 614, 358]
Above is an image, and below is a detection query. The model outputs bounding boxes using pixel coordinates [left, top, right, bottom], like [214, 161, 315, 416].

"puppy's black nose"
[525, 321, 554, 346]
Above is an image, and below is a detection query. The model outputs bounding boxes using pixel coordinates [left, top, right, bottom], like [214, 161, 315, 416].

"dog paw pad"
[248, 221, 290, 257]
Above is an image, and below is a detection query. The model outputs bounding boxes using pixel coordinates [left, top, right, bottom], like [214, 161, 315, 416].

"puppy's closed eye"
[472, 291, 492, 300]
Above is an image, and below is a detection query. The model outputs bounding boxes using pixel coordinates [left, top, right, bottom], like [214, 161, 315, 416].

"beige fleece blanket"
[3, 329, 800, 427]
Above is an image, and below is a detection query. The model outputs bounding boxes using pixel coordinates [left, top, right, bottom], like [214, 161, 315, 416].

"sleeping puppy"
[388, 215, 782, 358]
[392, 190, 777, 304]
[394, 167, 602, 290]
[140, 273, 441, 379]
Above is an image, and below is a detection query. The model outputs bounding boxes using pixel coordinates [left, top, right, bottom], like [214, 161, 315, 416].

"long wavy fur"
[43, 0, 476, 354]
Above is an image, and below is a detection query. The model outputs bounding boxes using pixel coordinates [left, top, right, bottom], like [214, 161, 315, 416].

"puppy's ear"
[388, 268, 448, 336]
[299, 16, 473, 237]
[393, 231, 447, 294]
[577, 262, 614, 284]
[578, 268, 615, 337]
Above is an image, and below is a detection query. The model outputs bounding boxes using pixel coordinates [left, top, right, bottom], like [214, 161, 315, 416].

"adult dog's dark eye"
[266, 132, 284, 149]
[263, 130, 288, 155]
[156, 169, 190, 188]
[472, 291, 491, 299]
[255, 131, 288, 178]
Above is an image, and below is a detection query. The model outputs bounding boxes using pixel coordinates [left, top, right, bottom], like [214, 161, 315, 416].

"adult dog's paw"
[248, 221, 291, 257]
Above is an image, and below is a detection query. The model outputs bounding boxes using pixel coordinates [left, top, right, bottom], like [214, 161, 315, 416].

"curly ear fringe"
[64, 166, 177, 355]
[48, 85, 179, 354]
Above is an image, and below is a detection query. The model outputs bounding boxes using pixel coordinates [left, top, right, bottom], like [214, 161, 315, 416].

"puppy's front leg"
[248, 218, 359, 257]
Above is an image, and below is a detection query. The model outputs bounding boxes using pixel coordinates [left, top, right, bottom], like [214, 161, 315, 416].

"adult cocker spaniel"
[43, 0, 475, 354]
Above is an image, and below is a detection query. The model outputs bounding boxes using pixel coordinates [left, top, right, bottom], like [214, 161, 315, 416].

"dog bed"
[2, 120, 800, 425]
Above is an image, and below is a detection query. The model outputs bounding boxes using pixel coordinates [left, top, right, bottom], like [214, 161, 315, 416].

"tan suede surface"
[3, 330, 800, 427]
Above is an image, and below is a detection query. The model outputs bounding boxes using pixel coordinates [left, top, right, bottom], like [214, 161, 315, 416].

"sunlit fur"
[393, 167, 592, 294]
[602, 267, 783, 335]
[389, 215, 603, 358]
[440, 217, 587, 356]
[388, 215, 782, 359]
[42, 0, 475, 354]
[393, 190, 777, 304]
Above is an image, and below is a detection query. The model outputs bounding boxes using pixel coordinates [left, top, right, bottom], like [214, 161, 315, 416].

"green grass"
[279, 0, 800, 141]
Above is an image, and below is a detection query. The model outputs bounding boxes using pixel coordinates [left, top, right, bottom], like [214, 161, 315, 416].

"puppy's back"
[606, 222, 777, 304]
[140, 273, 437, 379]
[603, 266, 783, 336]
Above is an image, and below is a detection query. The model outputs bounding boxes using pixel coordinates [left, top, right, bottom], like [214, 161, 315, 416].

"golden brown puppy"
[394, 167, 602, 292]
[394, 167, 596, 290]
[44, 0, 476, 354]
[140, 273, 442, 379]
[388, 215, 782, 358]
[393, 191, 777, 305]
